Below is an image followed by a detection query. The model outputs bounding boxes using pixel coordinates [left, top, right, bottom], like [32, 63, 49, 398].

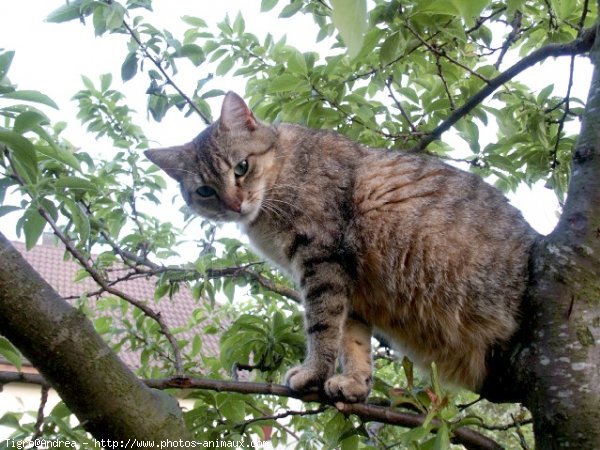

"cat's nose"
[223, 195, 242, 213]
[227, 200, 242, 213]
[222, 188, 244, 213]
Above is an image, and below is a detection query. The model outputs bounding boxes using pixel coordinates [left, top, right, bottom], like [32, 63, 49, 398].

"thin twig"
[435, 55, 456, 110]
[551, 54, 576, 169]
[236, 405, 326, 435]
[31, 385, 49, 440]
[385, 76, 418, 133]
[465, 7, 507, 34]
[478, 417, 533, 431]
[495, 10, 523, 69]
[512, 413, 532, 450]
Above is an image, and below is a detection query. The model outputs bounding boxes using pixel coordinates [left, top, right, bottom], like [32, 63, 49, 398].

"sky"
[0, 0, 594, 243]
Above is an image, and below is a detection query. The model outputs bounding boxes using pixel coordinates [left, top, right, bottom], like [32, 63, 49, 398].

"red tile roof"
[11, 239, 222, 373]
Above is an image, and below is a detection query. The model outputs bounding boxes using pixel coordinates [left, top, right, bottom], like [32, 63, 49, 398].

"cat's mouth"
[239, 201, 262, 224]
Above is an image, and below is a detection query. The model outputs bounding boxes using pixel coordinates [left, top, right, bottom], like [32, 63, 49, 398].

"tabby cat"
[145, 92, 538, 402]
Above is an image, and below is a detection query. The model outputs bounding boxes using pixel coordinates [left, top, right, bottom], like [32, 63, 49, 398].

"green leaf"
[218, 397, 246, 423]
[215, 56, 235, 76]
[100, 73, 113, 92]
[550, 0, 570, 20]
[330, 0, 368, 59]
[0, 205, 21, 218]
[13, 111, 49, 134]
[341, 435, 359, 450]
[433, 421, 451, 450]
[22, 207, 46, 250]
[279, 1, 303, 18]
[154, 283, 169, 300]
[54, 176, 97, 192]
[148, 94, 169, 121]
[0, 129, 38, 183]
[35, 144, 81, 172]
[1, 90, 59, 109]
[537, 84, 554, 103]
[179, 44, 205, 66]
[402, 356, 414, 388]
[46, 0, 86, 23]
[92, 4, 109, 36]
[105, 2, 126, 30]
[0, 337, 22, 371]
[413, 0, 459, 16]
[81, 75, 95, 92]
[233, 12, 245, 35]
[0, 411, 22, 429]
[486, 154, 516, 172]
[267, 74, 304, 93]
[181, 15, 207, 28]
[380, 31, 401, 65]
[324, 412, 347, 446]
[94, 316, 113, 334]
[261, 0, 279, 12]
[121, 52, 138, 82]
[201, 89, 225, 99]
[431, 361, 442, 397]
[0, 50, 15, 80]
[287, 49, 308, 75]
[401, 425, 432, 445]
[449, 0, 491, 25]
[191, 335, 202, 357]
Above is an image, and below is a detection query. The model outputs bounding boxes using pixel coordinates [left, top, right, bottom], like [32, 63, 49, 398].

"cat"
[145, 91, 538, 402]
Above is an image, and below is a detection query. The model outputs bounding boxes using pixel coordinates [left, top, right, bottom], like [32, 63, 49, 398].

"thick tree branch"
[0, 233, 193, 442]
[481, 18, 600, 449]
[410, 26, 596, 152]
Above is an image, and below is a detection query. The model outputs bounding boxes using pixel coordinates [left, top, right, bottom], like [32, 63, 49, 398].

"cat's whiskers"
[259, 200, 288, 223]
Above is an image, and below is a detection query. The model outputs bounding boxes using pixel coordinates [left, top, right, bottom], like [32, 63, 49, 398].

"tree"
[0, 0, 598, 448]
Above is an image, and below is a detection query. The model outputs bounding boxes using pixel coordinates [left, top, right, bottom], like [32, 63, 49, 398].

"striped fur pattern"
[145, 92, 538, 401]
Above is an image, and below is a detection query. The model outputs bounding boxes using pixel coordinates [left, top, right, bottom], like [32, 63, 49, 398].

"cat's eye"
[233, 160, 249, 177]
[196, 185, 216, 198]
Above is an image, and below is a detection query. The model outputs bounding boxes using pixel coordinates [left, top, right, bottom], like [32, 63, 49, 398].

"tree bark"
[481, 20, 600, 450]
[0, 232, 194, 444]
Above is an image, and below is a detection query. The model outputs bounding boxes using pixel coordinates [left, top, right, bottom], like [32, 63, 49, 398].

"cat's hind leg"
[324, 315, 373, 403]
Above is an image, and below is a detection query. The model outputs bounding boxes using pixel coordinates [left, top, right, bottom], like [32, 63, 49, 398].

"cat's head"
[145, 92, 278, 224]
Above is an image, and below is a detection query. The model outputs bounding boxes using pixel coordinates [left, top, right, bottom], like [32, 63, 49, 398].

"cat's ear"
[219, 91, 257, 132]
[144, 143, 194, 182]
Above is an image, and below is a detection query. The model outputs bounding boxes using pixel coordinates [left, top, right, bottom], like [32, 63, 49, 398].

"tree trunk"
[481, 21, 600, 450]
[0, 232, 194, 444]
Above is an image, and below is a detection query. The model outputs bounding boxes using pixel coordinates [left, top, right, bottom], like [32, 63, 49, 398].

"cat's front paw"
[284, 365, 326, 392]
[324, 373, 372, 403]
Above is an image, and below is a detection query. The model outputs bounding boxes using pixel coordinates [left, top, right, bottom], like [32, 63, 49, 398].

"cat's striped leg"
[284, 255, 351, 392]
[324, 315, 372, 402]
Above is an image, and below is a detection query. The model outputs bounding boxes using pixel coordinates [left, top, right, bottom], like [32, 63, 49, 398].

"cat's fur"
[145, 92, 538, 402]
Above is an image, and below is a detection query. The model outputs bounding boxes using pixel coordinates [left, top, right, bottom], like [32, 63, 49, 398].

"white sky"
[0, 0, 594, 243]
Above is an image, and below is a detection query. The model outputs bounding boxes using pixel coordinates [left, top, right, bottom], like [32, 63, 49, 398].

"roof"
[10, 239, 222, 373]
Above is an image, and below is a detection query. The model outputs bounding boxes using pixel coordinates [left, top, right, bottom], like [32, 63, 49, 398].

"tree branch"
[410, 25, 596, 153]
[0, 371, 501, 450]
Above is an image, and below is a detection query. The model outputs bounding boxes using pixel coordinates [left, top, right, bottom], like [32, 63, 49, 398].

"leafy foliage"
[1, 0, 595, 448]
